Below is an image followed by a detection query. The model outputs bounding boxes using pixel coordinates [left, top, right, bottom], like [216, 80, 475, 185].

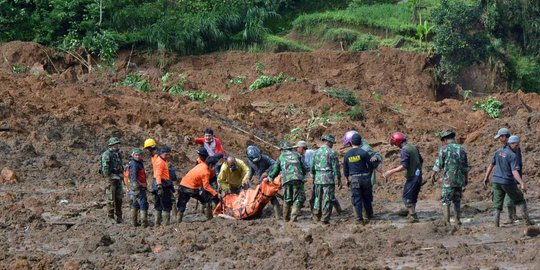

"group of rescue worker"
[100, 126, 534, 227]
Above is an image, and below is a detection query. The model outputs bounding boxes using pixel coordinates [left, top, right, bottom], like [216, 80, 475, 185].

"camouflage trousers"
[503, 185, 519, 207]
[283, 181, 306, 208]
[441, 186, 463, 206]
[106, 177, 123, 219]
[312, 184, 335, 222]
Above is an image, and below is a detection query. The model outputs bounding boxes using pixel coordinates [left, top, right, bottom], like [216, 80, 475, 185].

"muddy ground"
[0, 41, 539, 269]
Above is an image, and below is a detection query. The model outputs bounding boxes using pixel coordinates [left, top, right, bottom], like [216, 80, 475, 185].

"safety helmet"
[279, 141, 293, 150]
[143, 138, 156, 149]
[246, 145, 262, 162]
[108, 137, 121, 146]
[343, 130, 359, 146]
[321, 134, 336, 144]
[389, 132, 406, 146]
[437, 130, 455, 140]
[132, 148, 144, 155]
[197, 147, 209, 156]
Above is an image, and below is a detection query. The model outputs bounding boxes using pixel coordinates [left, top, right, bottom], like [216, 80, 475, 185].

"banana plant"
[416, 19, 434, 51]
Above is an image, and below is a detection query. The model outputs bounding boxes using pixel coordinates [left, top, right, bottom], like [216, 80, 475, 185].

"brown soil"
[0, 41, 539, 269]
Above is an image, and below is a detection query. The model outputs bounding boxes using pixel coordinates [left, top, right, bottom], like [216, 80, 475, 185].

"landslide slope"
[0, 42, 539, 269]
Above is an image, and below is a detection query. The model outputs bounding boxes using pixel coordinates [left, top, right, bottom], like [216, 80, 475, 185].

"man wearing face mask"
[100, 137, 124, 223]
[246, 145, 282, 219]
[218, 156, 250, 194]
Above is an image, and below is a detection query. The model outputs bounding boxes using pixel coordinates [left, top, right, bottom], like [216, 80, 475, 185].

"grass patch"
[321, 87, 359, 106]
[11, 64, 26, 74]
[172, 90, 220, 103]
[323, 28, 360, 43]
[249, 73, 294, 91]
[249, 35, 312, 53]
[292, 3, 415, 35]
[348, 105, 365, 121]
[472, 96, 501, 118]
[349, 34, 381, 51]
[121, 73, 153, 93]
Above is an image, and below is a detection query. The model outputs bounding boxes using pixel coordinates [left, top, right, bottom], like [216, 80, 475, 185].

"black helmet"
[246, 145, 262, 162]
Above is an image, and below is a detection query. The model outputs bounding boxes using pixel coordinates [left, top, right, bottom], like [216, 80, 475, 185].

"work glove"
[157, 185, 163, 197]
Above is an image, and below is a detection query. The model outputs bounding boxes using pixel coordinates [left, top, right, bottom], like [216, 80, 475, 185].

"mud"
[0, 41, 539, 269]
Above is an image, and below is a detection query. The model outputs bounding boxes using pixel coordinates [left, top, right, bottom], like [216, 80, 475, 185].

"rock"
[1, 167, 18, 183]
[30, 62, 46, 75]
[524, 226, 540, 237]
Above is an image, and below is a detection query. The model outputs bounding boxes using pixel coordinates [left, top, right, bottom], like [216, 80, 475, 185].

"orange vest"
[154, 157, 170, 185]
[180, 163, 218, 196]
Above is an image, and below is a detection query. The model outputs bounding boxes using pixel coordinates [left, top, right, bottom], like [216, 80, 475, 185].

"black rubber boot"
[140, 210, 148, 228]
[521, 203, 534, 225]
[131, 208, 139, 227]
[283, 204, 291, 222]
[494, 210, 501, 227]
[155, 211, 162, 226]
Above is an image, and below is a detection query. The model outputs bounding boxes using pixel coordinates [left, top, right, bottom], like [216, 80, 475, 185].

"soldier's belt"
[350, 173, 371, 177]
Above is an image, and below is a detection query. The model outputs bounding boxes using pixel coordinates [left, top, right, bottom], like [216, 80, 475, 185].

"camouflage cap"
[321, 134, 336, 144]
[437, 130, 455, 140]
[132, 148, 144, 155]
[293, 140, 308, 148]
[279, 141, 293, 150]
[108, 137, 121, 146]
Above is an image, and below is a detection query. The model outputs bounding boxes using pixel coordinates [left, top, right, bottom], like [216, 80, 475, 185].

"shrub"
[259, 35, 312, 52]
[249, 73, 293, 91]
[322, 88, 359, 106]
[348, 105, 365, 121]
[349, 34, 380, 51]
[323, 28, 360, 44]
[349, 0, 399, 8]
[509, 55, 540, 93]
[121, 73, 152, 93]
[472, 96, 501, 118]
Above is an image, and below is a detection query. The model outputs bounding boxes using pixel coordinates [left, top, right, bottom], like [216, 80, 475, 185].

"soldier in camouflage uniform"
[311, 134, 342, 224]
[430, 131, 469, 225]
[268, 141, 306, 222]
[100, 137, 124, 223]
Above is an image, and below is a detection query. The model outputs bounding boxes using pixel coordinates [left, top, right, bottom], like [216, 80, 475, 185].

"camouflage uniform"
[311, 144, 341, 223]
[101, 147, 124, 222]
[269, 146, 306, 221]
[432, 142, 469, 205]
[360, 138, 383, 186]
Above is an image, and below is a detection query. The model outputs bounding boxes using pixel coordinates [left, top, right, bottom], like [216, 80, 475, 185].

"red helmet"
[390, 132, 407, 146]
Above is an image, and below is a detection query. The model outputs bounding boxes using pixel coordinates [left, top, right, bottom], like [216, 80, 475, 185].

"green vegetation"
[121, 73, 152, 93]
[255, 62, 266, 75]
[473, 96, 501, 119]
[462, 90, 473, 100]
[293, 4, 414, 35]
[250, 35, 312, 52]
[371, 91, 382, 101]
[348, 105, 365, 121]
[349, 34, 380, 52]
[249, 73, 293, 91]
[11, 64, 26, 74]
[228, 75, 247, 86]
[321, 88, 358, 106]
[323, 28, 360, 44]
